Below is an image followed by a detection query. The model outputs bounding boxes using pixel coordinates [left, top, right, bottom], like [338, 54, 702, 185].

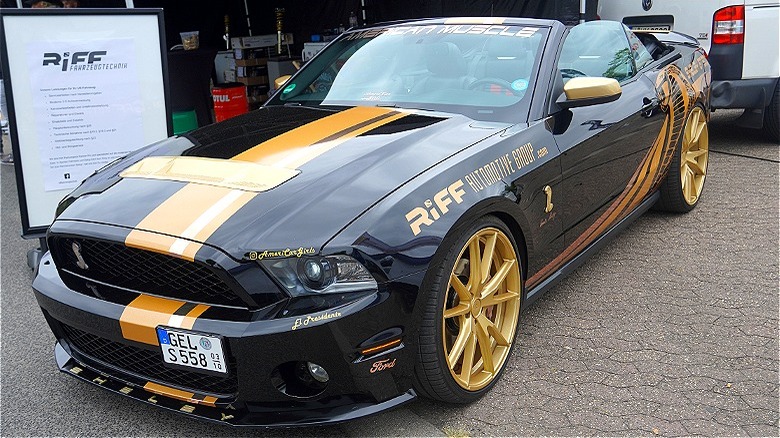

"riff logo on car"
[405, 179, 467, 236]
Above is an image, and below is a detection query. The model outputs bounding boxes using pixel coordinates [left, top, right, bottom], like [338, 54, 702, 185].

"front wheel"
[656, 105, 709, 213]
[414, 216, 523, 403]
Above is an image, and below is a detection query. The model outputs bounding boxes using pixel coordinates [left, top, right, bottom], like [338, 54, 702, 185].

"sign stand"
[0, 8, 172, 270]
[27, 238, 48, 271]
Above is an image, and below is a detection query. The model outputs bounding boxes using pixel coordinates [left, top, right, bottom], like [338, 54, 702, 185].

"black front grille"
[55, 237, 245, 308]
[61, 324, 238, 396]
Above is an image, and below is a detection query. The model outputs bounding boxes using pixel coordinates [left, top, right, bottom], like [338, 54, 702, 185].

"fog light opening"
[271, 361, 329, 398]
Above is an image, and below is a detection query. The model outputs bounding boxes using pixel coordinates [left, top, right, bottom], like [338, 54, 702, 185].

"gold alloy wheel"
[680, 106, 709, 206]
[442, 227, 521, 391]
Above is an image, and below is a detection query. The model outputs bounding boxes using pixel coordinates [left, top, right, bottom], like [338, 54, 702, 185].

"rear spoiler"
[625, 22, 699, 46]
[654, 31, 700, 47]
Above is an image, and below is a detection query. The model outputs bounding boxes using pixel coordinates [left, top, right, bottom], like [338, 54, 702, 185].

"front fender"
[325, 122, 559, 285]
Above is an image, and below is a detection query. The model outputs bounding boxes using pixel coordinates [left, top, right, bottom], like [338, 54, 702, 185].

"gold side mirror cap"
[564, 77, 621, 100]
[274, 75, 292, 90]
[559, 77, 622, 109]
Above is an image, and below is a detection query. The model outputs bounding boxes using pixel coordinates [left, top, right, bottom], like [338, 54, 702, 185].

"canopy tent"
[261, 0, 599, 47]
[127, 0, 598, 54]
[0, 0, 598, 52]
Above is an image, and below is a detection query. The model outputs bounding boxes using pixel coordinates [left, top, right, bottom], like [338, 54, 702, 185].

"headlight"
[261, 255, 377, 296]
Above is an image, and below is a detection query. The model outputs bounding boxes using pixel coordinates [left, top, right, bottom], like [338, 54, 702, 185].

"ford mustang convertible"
[33, 18, 711, 427]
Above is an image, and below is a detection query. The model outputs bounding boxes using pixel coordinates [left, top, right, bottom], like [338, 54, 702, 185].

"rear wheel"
[414, 216, 523, 403]
[763, 80, 779, 143]
[657, 106, 709, 213]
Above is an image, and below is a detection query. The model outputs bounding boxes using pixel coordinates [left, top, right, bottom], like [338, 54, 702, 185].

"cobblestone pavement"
[1, 110, 778, 437]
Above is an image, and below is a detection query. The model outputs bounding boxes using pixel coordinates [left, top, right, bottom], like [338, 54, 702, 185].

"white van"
[598, 0, 780, 141]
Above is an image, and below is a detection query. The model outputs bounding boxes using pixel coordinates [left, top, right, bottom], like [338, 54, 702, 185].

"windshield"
[267, 23, 549, 122]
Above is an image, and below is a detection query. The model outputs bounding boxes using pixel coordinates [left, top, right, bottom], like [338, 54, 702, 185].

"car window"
[267, 24, 548, 122]
[625, 26, 654, 71]
[558, 21, 636, 82]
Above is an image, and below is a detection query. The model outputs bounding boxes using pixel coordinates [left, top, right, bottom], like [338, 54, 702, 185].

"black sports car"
[34, 18, 711, 427]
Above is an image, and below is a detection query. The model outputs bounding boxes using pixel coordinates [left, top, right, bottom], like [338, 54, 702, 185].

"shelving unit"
[229, 33, 294, 108]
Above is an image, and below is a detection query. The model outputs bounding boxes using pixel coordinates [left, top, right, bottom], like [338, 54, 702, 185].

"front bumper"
[33, 251, 418, 427]
[711, 78, 778, 109]
[53, 342, 415, 427]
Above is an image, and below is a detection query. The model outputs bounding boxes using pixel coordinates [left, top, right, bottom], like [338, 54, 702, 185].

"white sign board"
[0, 9, 171, 237]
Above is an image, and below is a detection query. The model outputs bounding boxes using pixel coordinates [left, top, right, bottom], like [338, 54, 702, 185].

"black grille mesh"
[61, 324, 237, 396]
[56, 237, 244, 307]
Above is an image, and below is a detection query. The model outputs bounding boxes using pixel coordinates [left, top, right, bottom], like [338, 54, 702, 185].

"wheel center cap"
[471, 299, 482, 318]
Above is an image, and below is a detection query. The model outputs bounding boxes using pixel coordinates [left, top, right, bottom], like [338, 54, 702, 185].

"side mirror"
[556, 77, 622, 109]
[274, 75, 292, 90]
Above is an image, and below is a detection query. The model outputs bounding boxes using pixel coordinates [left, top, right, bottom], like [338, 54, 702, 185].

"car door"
[550, 21, 665, 245]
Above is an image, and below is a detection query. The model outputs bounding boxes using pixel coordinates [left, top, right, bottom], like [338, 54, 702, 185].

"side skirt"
[524, 192, 660, 307]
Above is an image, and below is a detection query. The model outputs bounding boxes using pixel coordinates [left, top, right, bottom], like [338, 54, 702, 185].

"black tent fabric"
[238, 0, 597, 54]
[121, 1, 598, 55]
[370, 0, 584, 24]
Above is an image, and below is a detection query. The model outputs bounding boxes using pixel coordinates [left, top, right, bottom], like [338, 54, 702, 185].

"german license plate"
[157, 327, 227, 374]
[629, 25, 671, 32]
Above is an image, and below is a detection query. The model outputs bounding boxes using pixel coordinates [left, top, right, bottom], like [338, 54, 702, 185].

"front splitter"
[54, 341, 416, 428]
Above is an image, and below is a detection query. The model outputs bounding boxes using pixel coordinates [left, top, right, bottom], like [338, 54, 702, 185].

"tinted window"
[559, 21, 636, 82]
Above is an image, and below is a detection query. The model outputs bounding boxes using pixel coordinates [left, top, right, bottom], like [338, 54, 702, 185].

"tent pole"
[243, 0, 252, 36]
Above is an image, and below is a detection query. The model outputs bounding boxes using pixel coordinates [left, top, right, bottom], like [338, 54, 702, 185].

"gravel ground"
[1, 109, 777, 436]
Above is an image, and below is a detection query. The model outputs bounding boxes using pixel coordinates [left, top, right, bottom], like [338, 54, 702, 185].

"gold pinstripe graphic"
[528, 64, 696, 288]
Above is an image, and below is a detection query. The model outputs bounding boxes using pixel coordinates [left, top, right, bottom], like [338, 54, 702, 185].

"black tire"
[763, 80, 779, 143]
[413, 215, 523, 403]
[656, 105, 709, 213]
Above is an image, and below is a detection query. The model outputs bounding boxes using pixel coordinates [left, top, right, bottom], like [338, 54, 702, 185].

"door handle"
[641, 97, 659, 118]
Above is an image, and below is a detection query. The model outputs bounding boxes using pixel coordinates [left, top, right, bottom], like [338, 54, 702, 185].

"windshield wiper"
[376, 103, 435, 112]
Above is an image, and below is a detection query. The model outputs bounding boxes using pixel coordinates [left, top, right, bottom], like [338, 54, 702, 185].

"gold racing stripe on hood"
[120, 295, 210, 345]
[120, 157, 301, 192]
[231, 106, 405, 165]
[125, 184, 240, 257]
[124, 107, 405, 261]
[126, 184, 257, 260]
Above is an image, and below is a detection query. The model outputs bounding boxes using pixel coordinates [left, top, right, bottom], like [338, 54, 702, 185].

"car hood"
[57, 105, 509, 260]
